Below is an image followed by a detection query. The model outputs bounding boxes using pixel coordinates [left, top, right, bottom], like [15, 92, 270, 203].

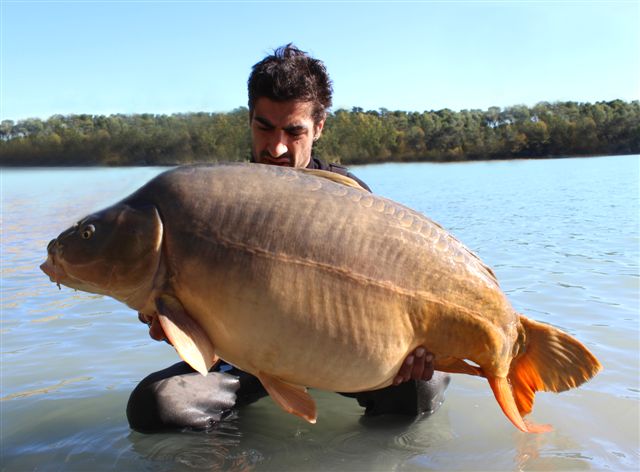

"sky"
[1, 0, 638, 121]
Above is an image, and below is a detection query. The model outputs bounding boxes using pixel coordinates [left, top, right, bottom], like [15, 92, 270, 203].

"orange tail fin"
[509, 315, 602, 416]
[489, 314, 602, 433]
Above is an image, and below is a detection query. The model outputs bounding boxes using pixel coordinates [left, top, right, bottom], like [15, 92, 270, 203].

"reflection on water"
[1, 156, 639, 471]
[0, 376, 93, 401]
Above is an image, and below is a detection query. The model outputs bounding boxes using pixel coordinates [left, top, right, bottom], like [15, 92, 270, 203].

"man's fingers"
[422, 352, 435, 381]
[411, 349, 426, 380]
[394, 347, 436, 385]
[394, 355, 414, 385]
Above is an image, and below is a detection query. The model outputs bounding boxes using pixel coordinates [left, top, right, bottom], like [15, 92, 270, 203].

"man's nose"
[267, 132, 288, 157]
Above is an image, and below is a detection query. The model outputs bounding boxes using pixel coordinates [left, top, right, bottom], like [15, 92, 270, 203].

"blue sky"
[2, 1, 638, 121]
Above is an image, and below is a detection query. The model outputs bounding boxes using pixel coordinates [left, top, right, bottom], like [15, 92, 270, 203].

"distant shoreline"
[2, 100, 638, 167]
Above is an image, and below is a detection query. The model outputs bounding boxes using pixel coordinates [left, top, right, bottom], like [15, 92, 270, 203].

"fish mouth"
[40, 254, 65, 289]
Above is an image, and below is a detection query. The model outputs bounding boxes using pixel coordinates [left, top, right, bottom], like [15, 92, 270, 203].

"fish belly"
[175, 252, 417, 392]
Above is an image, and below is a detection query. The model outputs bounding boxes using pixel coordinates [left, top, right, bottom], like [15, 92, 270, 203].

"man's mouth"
[265, 158, 290, 166]
[259, 152, 291, 166]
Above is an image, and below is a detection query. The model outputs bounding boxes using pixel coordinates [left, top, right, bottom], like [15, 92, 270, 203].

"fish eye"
[81, 224, 95, 240]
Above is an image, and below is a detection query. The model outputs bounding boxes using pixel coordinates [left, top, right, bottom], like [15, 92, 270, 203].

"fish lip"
[40, 256, 59, 282]
[40, 254, 68, 289]
[40, 260, 54, 279]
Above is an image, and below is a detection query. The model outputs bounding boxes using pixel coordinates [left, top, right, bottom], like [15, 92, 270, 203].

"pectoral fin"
[155, 294, 217, 376]
[257, 372, 317, 424]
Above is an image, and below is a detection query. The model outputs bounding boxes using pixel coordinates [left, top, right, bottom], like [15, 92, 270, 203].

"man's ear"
[314, 118, 326, 140]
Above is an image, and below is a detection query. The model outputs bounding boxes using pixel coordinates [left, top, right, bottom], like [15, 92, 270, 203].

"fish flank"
[198, 227, 493, 325]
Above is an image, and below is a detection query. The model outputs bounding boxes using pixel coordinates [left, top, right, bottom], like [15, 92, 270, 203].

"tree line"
[1, 100, 638, 166]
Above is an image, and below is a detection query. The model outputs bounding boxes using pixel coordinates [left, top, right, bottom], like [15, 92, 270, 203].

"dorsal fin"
[300, 168, 365, 190]
[435, 357, 484, 377]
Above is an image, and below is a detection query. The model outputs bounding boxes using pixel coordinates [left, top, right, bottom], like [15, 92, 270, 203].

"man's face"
[251, 97, 325, 168]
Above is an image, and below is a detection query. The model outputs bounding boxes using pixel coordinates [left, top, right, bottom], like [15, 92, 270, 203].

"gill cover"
[52, 203, 163, 295]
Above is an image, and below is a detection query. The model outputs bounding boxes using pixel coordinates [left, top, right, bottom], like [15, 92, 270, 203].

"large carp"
[40, 163, 601, 433]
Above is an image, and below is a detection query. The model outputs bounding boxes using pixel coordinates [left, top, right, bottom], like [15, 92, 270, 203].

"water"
[1, 156, 639, 471]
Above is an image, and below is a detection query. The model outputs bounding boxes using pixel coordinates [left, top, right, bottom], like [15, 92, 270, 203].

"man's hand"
[393, 346, 435, 385]
[138, 312, 169, 343]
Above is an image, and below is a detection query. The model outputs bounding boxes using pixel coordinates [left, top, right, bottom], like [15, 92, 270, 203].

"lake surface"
[1, 155, 638, 471]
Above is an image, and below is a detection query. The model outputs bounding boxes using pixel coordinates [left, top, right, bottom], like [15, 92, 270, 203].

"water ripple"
[1, 376, 93, 401]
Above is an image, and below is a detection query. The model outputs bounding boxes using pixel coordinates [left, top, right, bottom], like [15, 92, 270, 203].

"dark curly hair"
[248, 44, 333, 124]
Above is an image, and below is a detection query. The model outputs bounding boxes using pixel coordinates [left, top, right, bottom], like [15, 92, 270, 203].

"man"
[248, 48, 370, 191]
[126, 44, 449, 432]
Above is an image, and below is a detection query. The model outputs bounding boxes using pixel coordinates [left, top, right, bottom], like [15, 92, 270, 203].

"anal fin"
[487, 376, 552, 433]
[156, 294, 218, 376]
[435, 357, 484, 377]
[257, 372, 317, 424]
